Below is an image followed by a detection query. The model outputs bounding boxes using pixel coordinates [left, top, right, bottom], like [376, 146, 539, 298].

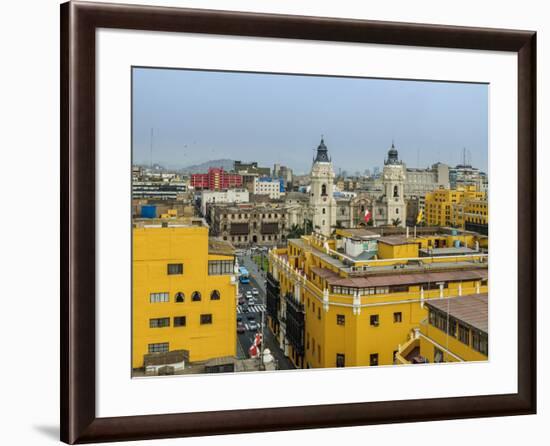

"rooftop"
[378, 235, 418, 246]
[337, 228, 380, 240]
[208, 239, 236, 256]
[132, 217, 206, 228]
[425, 293, 488, 332]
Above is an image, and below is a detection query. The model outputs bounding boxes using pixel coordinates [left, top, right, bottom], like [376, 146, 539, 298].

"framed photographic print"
[61, 1, 536, 443]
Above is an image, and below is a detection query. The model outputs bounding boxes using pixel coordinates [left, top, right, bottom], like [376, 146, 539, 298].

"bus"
[238, 266, 250, 284]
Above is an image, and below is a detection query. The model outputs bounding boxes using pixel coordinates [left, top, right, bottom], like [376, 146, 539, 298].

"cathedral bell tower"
[310, 138, 337, 236]
[374, 142, 406, 227]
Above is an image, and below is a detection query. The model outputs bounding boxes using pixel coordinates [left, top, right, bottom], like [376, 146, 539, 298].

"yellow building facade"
[266, 232, 488, 369]
[425, 185, 486, 229]
[132, 219, 237, 369]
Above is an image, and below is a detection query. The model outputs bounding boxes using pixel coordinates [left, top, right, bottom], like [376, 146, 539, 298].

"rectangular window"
[200, 314, 213, 325]
[370, 353, 379, 366]
[434, 347, 444, 363]
[472, 329, 488, 355]
[149, 292, 169, 303]
[167, 263, 183, 275]
[370, 314, 379, 326]
[317, 345, 321, 363]
[458, 323, 470, 345]
[336, 353, 345, 367]
[393, 312, 402, 323]
[148, 342, 169, 354]
[174, 316, 186, 327]
[208, 260, 234, 275]
[393, 350, 398, 364]
[336, 314, 345, 326]
[149, 317, 170, 328]
[317, 307, 321, 320]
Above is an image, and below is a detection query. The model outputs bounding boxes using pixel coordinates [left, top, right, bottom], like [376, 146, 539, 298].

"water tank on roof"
[141, 205, 157, 218]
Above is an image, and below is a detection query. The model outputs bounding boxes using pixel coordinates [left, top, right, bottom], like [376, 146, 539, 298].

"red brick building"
[191, 167, 243, 190]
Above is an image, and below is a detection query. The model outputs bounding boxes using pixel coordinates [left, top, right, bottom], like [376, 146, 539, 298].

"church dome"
[385, 142, 401, 165]
[314, 137, 331, 163]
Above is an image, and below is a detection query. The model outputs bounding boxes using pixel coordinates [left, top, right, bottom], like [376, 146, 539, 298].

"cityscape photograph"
[131, 67, 489, 377]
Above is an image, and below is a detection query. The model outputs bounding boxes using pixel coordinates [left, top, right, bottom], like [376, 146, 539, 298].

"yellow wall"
[377, 241, 419, 259]
[272, 238, 488, 369]
[132, 225, 237, 368]
[419, 321, 487, 362]
[425, 186, 487, 229]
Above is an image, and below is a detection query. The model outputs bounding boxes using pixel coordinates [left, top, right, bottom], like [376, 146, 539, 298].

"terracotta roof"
[425, 293, 488, 332]
[313, 268, 487, 288]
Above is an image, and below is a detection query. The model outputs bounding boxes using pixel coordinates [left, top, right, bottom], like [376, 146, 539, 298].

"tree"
[287, 224, 304, 239]
[391, 218, 402, 227]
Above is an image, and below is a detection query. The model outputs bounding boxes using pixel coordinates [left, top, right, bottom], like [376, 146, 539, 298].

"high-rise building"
[190, 167, 243, 190]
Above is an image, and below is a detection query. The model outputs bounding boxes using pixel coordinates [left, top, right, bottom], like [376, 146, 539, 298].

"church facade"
[309, 138, 337, 236]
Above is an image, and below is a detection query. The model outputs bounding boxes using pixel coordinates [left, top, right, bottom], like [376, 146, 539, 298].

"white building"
[310, 138, 337, 236]
[200, 189, 249, 215]
[253, 177, 283, 199]
[374, 143, 407, 227]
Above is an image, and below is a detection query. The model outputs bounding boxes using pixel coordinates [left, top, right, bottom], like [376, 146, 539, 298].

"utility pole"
[259, 309, 265, 371]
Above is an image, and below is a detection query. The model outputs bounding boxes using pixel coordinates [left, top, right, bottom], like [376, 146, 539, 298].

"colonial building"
[374, 143, 407, 227]
[309, 138, 337, 236]
[208, 203, 289, 247]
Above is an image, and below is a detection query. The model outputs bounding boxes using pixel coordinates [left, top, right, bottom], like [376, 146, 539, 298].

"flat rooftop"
[425, 293, 488, 332]
[420, 247, 478, 256]
[338, 228, 381, 239]
[208, 239, 236, 256]
[378, 235, 419, 246]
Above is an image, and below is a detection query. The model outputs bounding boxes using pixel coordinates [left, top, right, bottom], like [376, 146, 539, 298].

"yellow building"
[132, 218, 237, 370]
[396, 293, 488, 364]
[425, 185, 486, 229]
[266, 231, 488, 369]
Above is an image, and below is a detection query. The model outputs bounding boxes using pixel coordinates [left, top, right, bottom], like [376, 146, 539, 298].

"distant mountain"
[179, 159, 235, 174]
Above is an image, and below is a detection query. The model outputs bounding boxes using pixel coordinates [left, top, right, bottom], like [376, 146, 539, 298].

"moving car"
[245, 291, 252, 298]
[248, 320, 258, 331]
[237, 322, 246, 334]
[252, 288, 259, 296]
[238, 296, 245, 305]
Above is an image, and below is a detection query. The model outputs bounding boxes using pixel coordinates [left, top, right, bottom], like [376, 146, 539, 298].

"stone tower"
[310, 138, 337, 236]
[375, 142, 406, 227]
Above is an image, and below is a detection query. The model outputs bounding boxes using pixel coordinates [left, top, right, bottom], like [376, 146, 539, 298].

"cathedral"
[309, 138, 337, 236]
[373, 142, 407, 227]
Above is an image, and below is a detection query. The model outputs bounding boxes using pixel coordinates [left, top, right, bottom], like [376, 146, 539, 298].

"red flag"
[364, 208, 371, 223]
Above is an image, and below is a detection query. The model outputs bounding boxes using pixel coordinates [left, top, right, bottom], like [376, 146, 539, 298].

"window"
[174, 316, 186, 327]
[393, 312, 402, 323]
[210, 290, 221, 300]
[393, 350, 398, 364]
[458, 323, 470, 345]
[434, 347, 444, 363]
[306, 332, 310, 350]
[321, 184, 327, 196]
[370, 314, 379, 326]
[150, 292, 169, 303]
[200, 314, 213, 325]
[318, 345, 321, 363]
[192, 291, 202, 302]
[370, 353, 379, 366]
[336, 353, 345, 367]
[336, 314, 345, 326]
[472, 329, 488, 355]
[208, 260, 234, 275]
[393, 185, 399, 197]
[175, 292, 184, 303]
[148, 342, 169, 354]
[322, 208, 326, 214]
[317, 307, 321, 320]
[149, 317, 170, 328]
[167, 263, 183, 275]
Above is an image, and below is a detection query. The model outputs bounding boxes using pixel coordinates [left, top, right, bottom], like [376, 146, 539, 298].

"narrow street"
[236, 250, 295, 371]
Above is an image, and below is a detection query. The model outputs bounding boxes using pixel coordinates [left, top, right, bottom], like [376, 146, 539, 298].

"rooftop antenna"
[150, 128, 154, 169]
[462, 147, 466, 166]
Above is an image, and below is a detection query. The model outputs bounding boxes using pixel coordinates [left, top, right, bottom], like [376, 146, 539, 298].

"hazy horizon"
[132, 67, 488, 175]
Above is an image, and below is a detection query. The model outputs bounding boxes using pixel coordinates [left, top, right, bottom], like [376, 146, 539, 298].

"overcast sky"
[132, 67, 488, 174]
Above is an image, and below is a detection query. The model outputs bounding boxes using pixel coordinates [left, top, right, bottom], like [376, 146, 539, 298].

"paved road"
[235, 252, 295, 370]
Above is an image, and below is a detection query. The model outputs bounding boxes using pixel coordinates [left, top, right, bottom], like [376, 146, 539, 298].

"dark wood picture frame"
[61, 1, 536, 443]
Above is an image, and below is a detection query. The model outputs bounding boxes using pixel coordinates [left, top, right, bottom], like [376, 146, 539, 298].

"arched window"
[191, 291, 201, 302]
[322, 208, 326, 215]
[360, 205, 365, 212]
[210, 290, 220, 300]
[321, 184, 327, 196]
[175, 292, 185, 303]
[393, 185, 399, 197]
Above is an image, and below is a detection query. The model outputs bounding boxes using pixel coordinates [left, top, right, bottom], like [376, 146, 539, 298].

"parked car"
[237, 322, 246, 334]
